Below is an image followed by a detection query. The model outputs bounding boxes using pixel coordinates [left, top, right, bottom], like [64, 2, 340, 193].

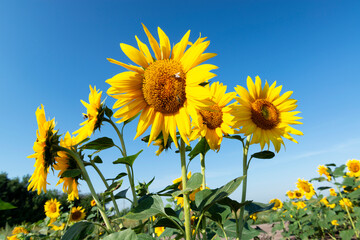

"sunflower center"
[49, 204, 57, 213]
[301, 184, 310, 193]
[143, 59, 186, 113]
[72, 211, 81, 220]
[251, 99, 280, 130]
[350, 163, 360, 172]
[199, 105, 223, 129]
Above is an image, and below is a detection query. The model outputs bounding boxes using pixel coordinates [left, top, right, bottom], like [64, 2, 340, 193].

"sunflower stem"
[180, 139, 192, 240]
[90, 161, 121, 218]
[56, 146, 113, 232]
[237, 135, 251, 240]
[336, 186, 359, 237]
[106, 118, 139, 207]
[200, 152, 207, 240]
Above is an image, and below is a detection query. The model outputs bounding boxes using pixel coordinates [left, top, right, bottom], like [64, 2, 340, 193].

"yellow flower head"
[329, 188, 337, 196]
[296, 179, 315, 200]
[174, 196, 184, 208]
[154, 226, 165, 237]
[28, 105, 60, 194]
[339, 198, 353, 211]
[317, 165, 331, 181]
[173, 171, 191, 190]
[12, 227, 29, 235]
[331, 220, 339, 226]
[106, 24, 217, 148]
[54, 132, 80, 201]
[269, 198, 283, 210]
[286, 190, 295, 199]
[91, 199, 96, 207]
[7, 236, 19, 240]
[190, 82, 238, 151]
[73, 85, 104, 143]
[69, 206, 86, 222]
[249, 213, 257, 222]
[49, 223, 65, 231]
[320, 197, 335, 208]
[44, 198, 61, 219]
[294, 190, 304, 199]
[346, 159, 360, 178]
[292, 201, 306, 209]
[232, 76, 303, 152]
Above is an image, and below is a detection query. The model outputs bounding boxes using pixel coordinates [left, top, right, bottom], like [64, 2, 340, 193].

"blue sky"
[1, 0, 360, 207]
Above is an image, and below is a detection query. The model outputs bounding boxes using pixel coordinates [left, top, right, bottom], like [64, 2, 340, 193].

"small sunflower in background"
[28, 105, 60, 194]
[292, 201, 306, 210]
[317, 165, 331, 181]
[296, 179, 315, 200]
[69, 206, 86, 223]
[190, 82, 238, 151]
[154, 226, 165, 237]
[106, 24, 217, 147]
[73, 85, 104, 143]
[91, 199, 96, 207]
[286, 190, 295, 199]
[44, 198, 61, 219]
[339, 198, 353, 211]
[329, 188, 337, 196]
[54, 132, 80, 201]
[294, 190, 304, 199]
[269, 198, 283, 210]
[346, 159, 360, 178]
[232, 76, 303, 152]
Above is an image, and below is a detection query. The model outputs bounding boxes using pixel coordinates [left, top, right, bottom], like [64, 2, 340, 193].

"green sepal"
[104, 106, 113, 118]
[92, 156, 103, 163]
[61, 169, 82, 178]
[113, 150, 143, 167]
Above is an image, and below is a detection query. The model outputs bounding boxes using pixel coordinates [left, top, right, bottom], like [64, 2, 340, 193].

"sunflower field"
[2, 24, 359, 240]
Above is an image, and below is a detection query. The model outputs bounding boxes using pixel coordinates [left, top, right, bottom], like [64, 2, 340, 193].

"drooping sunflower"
[28, 105, 60, 194]
[269, 198, 283, 210]
[73, 85, 104, 143]
[232, 76, 303, 152]
[54, 132, 80, 201]
[317, 165, 331, 181]
[69, 206, 86, 222]
[346, 159, 360, 178]
[296, 179, 315, 200]
[190, 82, 238, 151]
[44, 198, 61, 219]
[106, 24, 217, 147]
[11, 227, 29, 235]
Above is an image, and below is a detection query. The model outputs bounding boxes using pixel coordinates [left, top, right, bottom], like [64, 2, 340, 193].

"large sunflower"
[54, 132, 80, 201]
[233, 76, 303, 152]
[44, 198, 61, 219]
[73, 85, 104, 143]
[28, 105, 60, 194]
[190, 82, 237, 151]
[106, 24, 217, 147]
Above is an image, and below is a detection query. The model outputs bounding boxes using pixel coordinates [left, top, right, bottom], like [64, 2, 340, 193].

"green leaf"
[124, 112, 140, 125]
[325, 163, 336, 167]
[342, 177, 355, 187]
[317, 186, 331, 191]
[206, 203, 231, 224]
[61, 222, 95, 240]
[216, 219, 237, 238]
[105, 180, 123, 194]
[93, 156, 103, 163]
[333, 164, 346, 177]
[114, 188, 129, 199]
[61, 169, 82, 178]
[80, 137, 115, 151]
[348, 188, 360, 198]
[137, 234, 156, 240]
[123, 195, 165, 220]
[195, 176, 245, 212]
[245, 202, 274, 215]
[106, 172, 127, 181]
[104, 106, 113, 118]
[0, 199, 16, 210]
[102, 229, 137, 240]
[153, 218, 180, 230]
[309, 177, 326, 182]
[218, 197, 252, 213]
[188, 138, 210, 161]
[172, 173, 203, 197]
[224, 135, 244, 142]
[251, 150, 275, 159]
[157, 183, 179, 196]
[113, 150, 143, 167]
[339, 229, 355, 240]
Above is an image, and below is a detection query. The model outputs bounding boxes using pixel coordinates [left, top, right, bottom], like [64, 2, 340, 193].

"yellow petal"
[107, 58, 144, 73]
[158, 27, 171, 59]
[120, 43, 149, 68]
[142, 23, 161, 60]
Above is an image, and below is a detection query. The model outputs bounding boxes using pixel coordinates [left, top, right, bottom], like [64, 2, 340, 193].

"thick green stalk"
[200, 152, 207, 240]
[57, 146, 113, 232]
[237, 135, 251, 240]
[180, 139, 192, 240]
[106, 118, 138, 207]
[91, 162, 121, 218]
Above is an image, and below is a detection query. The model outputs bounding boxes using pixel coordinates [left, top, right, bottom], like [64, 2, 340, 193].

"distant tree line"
[0, 172, 93, 228]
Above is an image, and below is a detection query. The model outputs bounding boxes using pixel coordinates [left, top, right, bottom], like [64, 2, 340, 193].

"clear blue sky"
[1, 0, 360, 206]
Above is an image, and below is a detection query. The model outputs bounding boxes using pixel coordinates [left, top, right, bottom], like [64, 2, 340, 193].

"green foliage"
[62, 222, 95, 240]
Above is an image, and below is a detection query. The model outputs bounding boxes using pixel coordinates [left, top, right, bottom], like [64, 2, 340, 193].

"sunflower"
[317, 165, 331, 181]
[44, 198, 61, 219]
[294, 190, 304, 199]
[106, 24, 217, 147]
[296, 179, 315, 199]
[91, 199, 96, 207]
[292, 201, 306, 210]
[69, 206, 86, 222]
[190, 82, 237, 151]
[286, 190, 295, 199]
[339, 198, 353, 211]
[155, 226, 165, 237]
[320, 197, 335, 208]
[173, 172, 191, 207]
[269, 198, 283, 210]
[49, 223, 65, 231]
[73, 85, 104, 143]
[249, 213, 257, 222]
[346, 159, 360, 178]
[329, 188, 337, 196]
[28, 105, 60, 194]
[54, 132, 80, 201]
[11, 227, 28, 235]
[331, 220, 339, 226]
[232, 76, 303, 152]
